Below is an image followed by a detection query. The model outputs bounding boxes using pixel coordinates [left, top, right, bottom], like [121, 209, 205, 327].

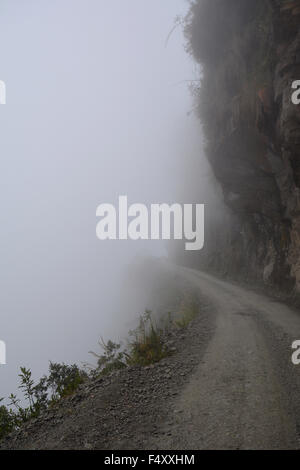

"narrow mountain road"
[3, 266, 300, 450]
[149, 266, 300, 450]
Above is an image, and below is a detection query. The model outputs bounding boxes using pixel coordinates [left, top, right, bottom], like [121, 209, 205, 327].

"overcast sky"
[0, 0, 210, 400]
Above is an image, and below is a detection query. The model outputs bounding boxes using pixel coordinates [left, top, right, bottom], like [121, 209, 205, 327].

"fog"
[0, 0, 217, 399]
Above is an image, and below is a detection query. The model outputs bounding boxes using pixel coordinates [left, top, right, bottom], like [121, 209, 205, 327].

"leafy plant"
[175, 302, 198, 328]
[0, 400, 15, 439]
[173, 291, 199, 329]
[0, 361, 87, 441]
[89, 339, 128, 376]
[19, 367, 35, 410]
[45, 362, 87, 401]
[127, 310, 168, 366]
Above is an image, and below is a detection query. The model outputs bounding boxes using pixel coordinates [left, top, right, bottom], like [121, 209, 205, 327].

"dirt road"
[3, 266, 300, 450]
[150, 266, 300, 450]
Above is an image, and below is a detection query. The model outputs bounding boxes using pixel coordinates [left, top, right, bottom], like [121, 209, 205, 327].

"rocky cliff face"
[186, 0, 300, 297]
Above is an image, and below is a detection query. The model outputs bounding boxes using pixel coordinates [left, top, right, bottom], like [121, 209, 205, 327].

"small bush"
[0, 402, 14, 439]
[89, 339, 128, 376]
[0, 361, 87, 441]
[127, 310, 168, 366]
[47, 362, 86, 400]
[175, 295, 199, 329]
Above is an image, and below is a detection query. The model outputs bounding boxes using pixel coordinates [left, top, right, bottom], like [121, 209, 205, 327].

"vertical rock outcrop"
[186, 0, 300, 296]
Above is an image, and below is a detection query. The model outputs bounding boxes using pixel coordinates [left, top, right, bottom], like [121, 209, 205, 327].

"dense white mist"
[0, 0, 214, 399]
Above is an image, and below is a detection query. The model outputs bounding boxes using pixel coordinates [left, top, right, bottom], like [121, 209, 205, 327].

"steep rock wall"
[186, 0, 300, 295]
